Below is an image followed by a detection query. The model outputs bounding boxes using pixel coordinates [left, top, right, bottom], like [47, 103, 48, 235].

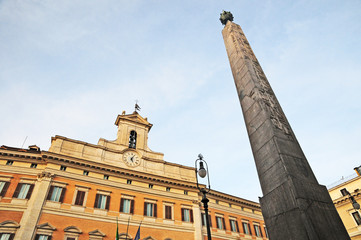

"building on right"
[328, 167, 361, 239]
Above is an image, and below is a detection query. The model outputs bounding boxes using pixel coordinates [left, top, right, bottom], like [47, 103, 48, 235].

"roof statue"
[219, 10, 234, 25]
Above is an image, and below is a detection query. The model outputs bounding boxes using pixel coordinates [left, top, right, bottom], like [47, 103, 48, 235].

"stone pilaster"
[192, 200, 203, 240]
[222, 20, 350, 240]
[15, 172, 53, 240]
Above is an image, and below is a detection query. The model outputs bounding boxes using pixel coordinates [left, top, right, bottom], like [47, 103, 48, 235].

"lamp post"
[344, 189, 360, 210]
[195, 154, 212, 240]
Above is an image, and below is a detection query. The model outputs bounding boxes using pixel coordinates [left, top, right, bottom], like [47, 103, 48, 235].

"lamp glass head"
[198, 162, 207, 178]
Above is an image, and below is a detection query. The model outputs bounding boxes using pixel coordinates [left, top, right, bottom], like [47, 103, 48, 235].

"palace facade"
[329, 169, 361, 240]
[0, 112, 268, 240]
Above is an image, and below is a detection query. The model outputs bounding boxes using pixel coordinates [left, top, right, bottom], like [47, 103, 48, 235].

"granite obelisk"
[221, 11, 349, 240]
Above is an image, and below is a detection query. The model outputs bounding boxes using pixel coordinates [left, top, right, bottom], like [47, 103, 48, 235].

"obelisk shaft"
[222, 20, 349, 240]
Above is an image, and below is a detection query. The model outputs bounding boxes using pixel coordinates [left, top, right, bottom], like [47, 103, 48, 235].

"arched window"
[129, 131, 137, 149]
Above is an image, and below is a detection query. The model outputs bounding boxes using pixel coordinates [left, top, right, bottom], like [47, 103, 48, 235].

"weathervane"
[134, 100, 141, 113]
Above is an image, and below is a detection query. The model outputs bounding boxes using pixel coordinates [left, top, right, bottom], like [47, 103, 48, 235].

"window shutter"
[201, 214, 205, 226]
[59, 187, 66, 203]
[165, 206, 171, 219]
[154, 203, 157, 217]
[47, 186, 54, 200]
[130, 199, 134, 214]
[181, 208, 184, 221]
[0, 182, 10, 197]
[120, 198, 124, 212]
[26, 184, 34, 199]
[236, 221, 240, 232]
[48, 236, 52, 240]
[209, 215, 212, 227]
[106, 195, 111, 210]
[190, 209, 194, 223]
[248, 223, 251, 235]
[9, 234, 15, 240]
[12, 183, 22, 198]
[229, 219, 232, 231]
[75, 191, 85, 206]
[144, 202, 147, 216]
[94, 194, 100, 208]
[260, 226, 263, 237]
[222, 218, 226, 230]
[216, 217, 219, 229]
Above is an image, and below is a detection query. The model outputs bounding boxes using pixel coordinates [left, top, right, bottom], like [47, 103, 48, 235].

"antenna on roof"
[21, 136, 28, 148]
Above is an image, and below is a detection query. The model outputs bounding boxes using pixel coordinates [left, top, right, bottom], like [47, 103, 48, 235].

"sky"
[1, 0, 360, 202]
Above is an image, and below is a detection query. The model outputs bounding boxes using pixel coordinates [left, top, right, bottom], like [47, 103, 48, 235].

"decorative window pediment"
[64, 226, 82, 234]
[37, 222, 56, 231]
[144, 236, 157, 240]
[89, 229, 106, 240]
[118, 233, 132, 240]
[0, 220, 19, 234]
[64, 226, 82, 240]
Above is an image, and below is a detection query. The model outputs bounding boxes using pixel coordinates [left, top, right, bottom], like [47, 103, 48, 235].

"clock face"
[123, 151, 141, 167]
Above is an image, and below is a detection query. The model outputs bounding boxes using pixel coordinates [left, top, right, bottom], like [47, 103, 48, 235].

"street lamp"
[344, 189, 360, 210]
[195, 154, 212, 240]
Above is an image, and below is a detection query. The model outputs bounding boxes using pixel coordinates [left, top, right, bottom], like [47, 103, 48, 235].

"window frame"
[352, 211, 361, 226]
[120, 196, 134, 214]
[71, 185, 90, 207]
[12, 183, 34, 199]
[242, 221, 251, 235]
[163, 202, 174, 220]
[181, 208, 194, 223]
[0, 181, 10, 197]
[215, 215, 226, 230]
[254, 224, 263, 237]
[144, 201, 157, 218]
[229, 218, 239, 232]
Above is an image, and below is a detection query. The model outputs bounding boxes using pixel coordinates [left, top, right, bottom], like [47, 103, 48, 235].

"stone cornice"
[42, 152, 197, 189]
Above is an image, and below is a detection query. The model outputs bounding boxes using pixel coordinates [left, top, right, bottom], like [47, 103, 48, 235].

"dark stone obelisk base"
[222, 20, 349, 240]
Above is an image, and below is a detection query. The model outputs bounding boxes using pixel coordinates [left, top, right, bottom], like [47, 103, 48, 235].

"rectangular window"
[13, 183, 34, 199]
[149, 184, 153, 189]
[34, 235, 51, 240]
[184, 190, 188, 195]
[47, 186, 65, 202]
[144, 202, 157, 217]
[242, 222, 251, 235]
[60, 166, 67, 171]
[74, 190, 86, 206]
[264, 226, 269, 238]
[120, 198, 134, 214]
[6, 160, 13, 166]
[340, 188, 348, 196]
[127, 180, 132, 185]
[230, 219, 239, 232]
[94, 194, 110, 210]
[352, 212, 361, 225]
[166, 187, 171, 192]
[83, 171, 89, 176]
[0, 181, 10, 197]
[181, 208, 194, 222]
[0, 233, 15, 240]
[165, 205, 172, 219]
[201, 213, 212, 227]
[216, 216, 226, 230]
[254, 225, 263, 237]
[103, 175, 109, 180]
[30, 163, 38, 168]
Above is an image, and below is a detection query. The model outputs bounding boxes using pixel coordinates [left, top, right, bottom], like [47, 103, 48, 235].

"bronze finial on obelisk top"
[221, 12, 350, 240]
[219, 10, 234, 25]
